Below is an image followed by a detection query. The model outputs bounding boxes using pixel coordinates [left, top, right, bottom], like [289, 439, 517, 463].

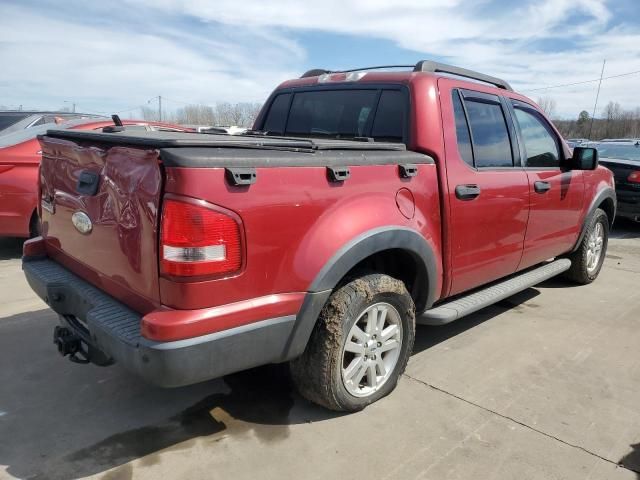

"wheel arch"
[283, 227, 438, 359]
[572, 187, 616, 253]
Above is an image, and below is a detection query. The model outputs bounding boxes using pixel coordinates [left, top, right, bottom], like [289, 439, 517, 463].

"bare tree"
[140, 106, 159, 121]
[175, 105, 216, 125]
[537, 96, 557, 118]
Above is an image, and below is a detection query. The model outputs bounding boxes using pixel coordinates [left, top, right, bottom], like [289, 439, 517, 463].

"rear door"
[509, 100, 584, 269]
[442, 83, 529, 296]
[39, 136, 163, 312]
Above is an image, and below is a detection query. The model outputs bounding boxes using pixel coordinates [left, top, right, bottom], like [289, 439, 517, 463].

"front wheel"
[565, 208, 609, 284]
[290, 274, 415, 412]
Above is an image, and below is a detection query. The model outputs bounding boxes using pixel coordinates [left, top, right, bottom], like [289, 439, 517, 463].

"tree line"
[553, 102, 640, 140]
[536, 96, 640, 140]
[140, 102, 263, 127]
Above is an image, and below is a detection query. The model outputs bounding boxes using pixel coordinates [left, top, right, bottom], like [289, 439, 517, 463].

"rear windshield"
[261, 88, 407, 143]
[0, 113, 30, 131]
[0, 117, 107, 148]
[596, 144, 640, 162]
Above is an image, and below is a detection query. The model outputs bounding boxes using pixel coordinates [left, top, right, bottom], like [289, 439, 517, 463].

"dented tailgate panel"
[39, 136, 162, 311]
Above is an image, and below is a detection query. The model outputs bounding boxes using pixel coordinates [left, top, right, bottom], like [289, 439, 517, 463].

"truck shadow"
[0, 309, 343, 480]
[413, 288, 541, 354]
[619, 443, 640, 478]
[611, 218, 640, 239]
[0, 286, 596, 479]
[0, 237, 23, 260]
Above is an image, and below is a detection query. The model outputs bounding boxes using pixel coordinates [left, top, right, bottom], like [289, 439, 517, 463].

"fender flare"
[282, 226, 438, 359]
[572, 187, 616, 253]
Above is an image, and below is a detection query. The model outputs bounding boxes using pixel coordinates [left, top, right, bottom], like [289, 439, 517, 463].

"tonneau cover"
[159, 147, 434, 168]
[40, 129, 409, 152]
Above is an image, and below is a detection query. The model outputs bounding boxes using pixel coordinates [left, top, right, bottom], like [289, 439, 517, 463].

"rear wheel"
[565, 208, 609, 284]
[290, 274, 415, 412]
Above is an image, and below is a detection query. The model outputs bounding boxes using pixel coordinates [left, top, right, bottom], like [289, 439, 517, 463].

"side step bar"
[418, 259, 572, 326]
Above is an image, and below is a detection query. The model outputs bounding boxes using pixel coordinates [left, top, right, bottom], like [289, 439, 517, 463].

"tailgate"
[38, 135, 162, 311]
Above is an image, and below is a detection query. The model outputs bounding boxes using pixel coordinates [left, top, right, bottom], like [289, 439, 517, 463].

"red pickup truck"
[23, 61, 615, 412]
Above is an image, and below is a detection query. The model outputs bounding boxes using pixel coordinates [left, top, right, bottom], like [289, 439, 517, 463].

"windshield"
[596, 144, 640, 162]
[0, 113, 30, 132]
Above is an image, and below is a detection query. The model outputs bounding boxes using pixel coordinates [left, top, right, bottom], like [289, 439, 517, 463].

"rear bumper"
[23, 257, 297, 387]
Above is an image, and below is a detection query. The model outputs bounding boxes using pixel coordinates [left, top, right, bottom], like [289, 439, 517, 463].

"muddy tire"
[290, 274, 415, 412]
[564, 208, 609, 284]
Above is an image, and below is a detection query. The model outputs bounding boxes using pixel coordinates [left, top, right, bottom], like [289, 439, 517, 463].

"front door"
[509, 100, 585, 269]
[441, 81, 529, 296]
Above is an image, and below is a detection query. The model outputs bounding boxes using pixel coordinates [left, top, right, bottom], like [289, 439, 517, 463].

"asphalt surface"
[0, 221, 639, 480]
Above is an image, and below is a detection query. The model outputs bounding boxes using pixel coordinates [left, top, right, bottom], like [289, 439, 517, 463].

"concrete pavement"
[0, 221, 639, 480]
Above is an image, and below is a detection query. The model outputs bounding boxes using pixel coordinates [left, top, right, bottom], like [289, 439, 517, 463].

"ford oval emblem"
[71, 211, 93, 234]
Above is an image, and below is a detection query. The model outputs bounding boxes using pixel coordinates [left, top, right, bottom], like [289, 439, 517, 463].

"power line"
[523, 69, 640, 92]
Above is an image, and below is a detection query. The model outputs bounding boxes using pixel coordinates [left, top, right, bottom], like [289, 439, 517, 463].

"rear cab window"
[260, 86, 408, 143]
[451, 88, 515, 169]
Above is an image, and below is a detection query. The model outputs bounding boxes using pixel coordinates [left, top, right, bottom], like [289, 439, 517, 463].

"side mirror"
[569, 147, 598, 170]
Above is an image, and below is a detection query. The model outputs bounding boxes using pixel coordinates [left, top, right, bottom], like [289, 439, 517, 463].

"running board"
[417, 259, 572, 326]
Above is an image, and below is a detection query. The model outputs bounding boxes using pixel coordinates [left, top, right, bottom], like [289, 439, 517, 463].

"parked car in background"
[0, 118, 192, 238]
[201, 125, 248, 135]
[0, 111, 101, 136]
[566, 138, 590, 148]
[597, 143, 640, 222]
[599, 138, 640, 144]
[23, 60, 615, 412]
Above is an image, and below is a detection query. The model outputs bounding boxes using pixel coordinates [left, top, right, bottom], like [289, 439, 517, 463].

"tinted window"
[452, 91, 473, 166]
[0, 113, 29, 131]
[514, 107, 560, 168]
[263, 93, 291, 134]
[464, 99, 513, 167]
[371, 90, 406, 142]
[286, 90, 378, 138]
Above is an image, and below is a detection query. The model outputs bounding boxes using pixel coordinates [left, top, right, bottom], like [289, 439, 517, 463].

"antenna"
[588, 60, 606, 140]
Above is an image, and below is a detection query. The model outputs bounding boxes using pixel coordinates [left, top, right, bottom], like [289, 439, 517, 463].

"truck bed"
[37, 129, 437, 318]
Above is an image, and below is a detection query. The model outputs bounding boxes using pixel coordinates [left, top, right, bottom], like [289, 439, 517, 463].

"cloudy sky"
[1, 0, 639, 119]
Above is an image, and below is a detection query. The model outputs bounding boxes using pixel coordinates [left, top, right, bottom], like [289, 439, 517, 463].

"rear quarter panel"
[161, 163, 443, 310]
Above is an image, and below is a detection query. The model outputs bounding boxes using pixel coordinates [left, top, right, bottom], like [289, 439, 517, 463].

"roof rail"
[300, 65, 414, 78]
[299, 61, 513, 91]
[413, 60, 513, 91]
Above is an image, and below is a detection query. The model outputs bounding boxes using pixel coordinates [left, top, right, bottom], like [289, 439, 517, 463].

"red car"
[24, 60, 615, 412]
[0, 119, 190, 238]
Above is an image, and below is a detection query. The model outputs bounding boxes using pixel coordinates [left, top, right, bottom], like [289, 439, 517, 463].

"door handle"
[534, 181, 551, 194]
[455, 184, 481, 200]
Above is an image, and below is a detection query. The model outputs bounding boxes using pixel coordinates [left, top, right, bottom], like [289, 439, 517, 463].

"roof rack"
[413, 60, 512, 91]
[300, 60, 513, 91]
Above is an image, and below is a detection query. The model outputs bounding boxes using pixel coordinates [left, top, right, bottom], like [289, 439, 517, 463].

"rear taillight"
[160, 197, 242, 277]
[628, 171, 640, 184]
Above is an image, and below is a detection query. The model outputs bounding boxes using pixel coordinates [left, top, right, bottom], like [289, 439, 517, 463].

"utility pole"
[588, 59, 606, 140]
[158, 95, 162, 122]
